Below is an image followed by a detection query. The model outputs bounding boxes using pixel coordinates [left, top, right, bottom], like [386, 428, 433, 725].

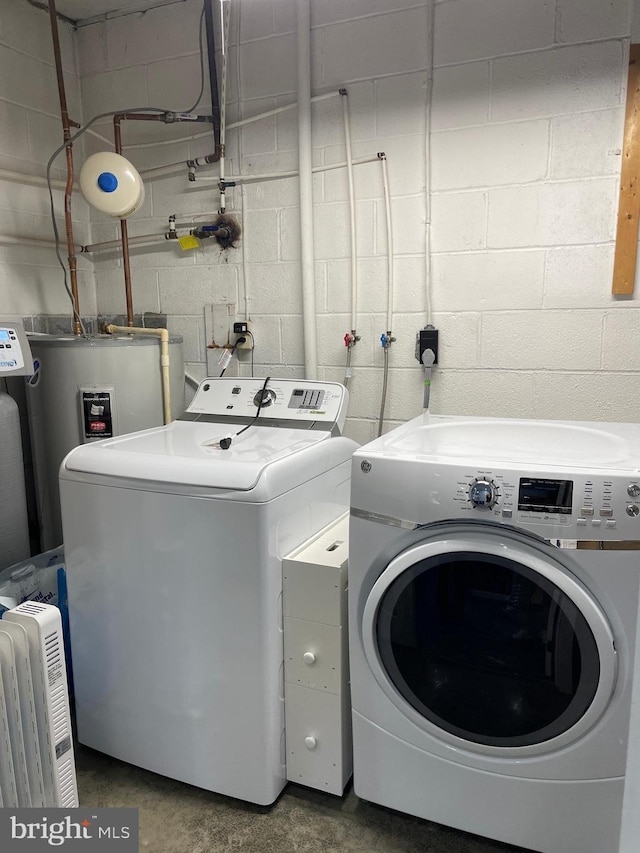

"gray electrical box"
[0, 320, 34, 377]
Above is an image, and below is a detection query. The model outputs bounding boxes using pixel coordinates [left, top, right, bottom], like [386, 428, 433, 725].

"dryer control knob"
[304, 736, 317, 750]
[626, 504, 640, 517]
[628, 483, 640, 498]
[469, 479, 497, 509]
[303, 652, 316, 666]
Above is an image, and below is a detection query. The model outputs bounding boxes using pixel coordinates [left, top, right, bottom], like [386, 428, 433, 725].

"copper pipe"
[112, 110, 214, 326]
[112, 111, 178, 327]
[48, 0, 82, 335]
[113, 117, 135, 327]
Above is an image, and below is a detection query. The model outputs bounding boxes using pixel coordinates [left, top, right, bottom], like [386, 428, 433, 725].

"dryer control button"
[605, 520, 617, 528]
[628, 484, 640, 498]
[626, 504, 640, 518]
[577, 518, 587, 526]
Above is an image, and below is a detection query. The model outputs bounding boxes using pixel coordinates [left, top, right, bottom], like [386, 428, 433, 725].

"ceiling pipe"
[47, 0, 82, 335]
[203, 0, 222, 152]
[297, 0, 318, 380]
[0, 168, 67, 191]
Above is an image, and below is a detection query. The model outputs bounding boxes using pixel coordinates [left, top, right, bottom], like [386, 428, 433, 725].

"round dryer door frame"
[361, 532, 618, 759]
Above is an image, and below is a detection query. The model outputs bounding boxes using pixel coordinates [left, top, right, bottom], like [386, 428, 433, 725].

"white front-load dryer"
[349, 413, 640, 853]
[60, 377, 357, 805]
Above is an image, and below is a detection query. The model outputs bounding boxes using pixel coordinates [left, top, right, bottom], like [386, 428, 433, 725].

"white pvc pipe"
[124, 93, 340, 151]
[106, 324, 172, 424]
[240, 185, 251, 321]
[229, 92, 338, 129]
[341, 91, 358, 331]
[0, 234, 59, 249]
[297, 0, 317, 379]
[85, 127, 114, 148]
[0, 168, 67, 191]
[82, 233, 170, 253]
[380, 155, 394, 332]
[139, 162, 186, 180]
[190, 156, 380, 185]
[424, 0, 435, 325]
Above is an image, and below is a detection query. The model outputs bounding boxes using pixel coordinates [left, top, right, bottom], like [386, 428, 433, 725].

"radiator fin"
[58, 758, 76, 808]
[3, 603, 78, 807]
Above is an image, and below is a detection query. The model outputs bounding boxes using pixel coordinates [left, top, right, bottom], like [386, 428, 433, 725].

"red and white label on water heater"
[80, 387, 116, 441]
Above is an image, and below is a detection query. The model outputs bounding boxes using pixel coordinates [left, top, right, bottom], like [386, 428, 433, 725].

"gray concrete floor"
[75, 744, 524, 853]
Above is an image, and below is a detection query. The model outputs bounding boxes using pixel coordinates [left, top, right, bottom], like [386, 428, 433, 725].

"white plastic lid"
[79, 152, 145, 218]
[11, 564, 35, 580]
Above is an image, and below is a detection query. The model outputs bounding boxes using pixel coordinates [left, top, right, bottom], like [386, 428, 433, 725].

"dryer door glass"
[376, 551, 601, 747]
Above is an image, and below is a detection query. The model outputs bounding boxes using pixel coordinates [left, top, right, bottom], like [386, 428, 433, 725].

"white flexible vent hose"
[0, 391, 30, 570]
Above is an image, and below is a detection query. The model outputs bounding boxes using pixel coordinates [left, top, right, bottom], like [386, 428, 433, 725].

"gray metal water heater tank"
[26, 333, 185, 550]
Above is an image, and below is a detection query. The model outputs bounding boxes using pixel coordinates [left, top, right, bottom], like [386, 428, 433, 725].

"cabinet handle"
[304, 736, 317, 750]
[303, 651, 316, 666]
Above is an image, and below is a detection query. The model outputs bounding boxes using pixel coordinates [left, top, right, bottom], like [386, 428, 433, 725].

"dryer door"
[362, 526, 617, 754]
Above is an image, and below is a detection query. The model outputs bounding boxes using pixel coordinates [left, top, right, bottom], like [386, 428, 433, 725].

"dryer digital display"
[518, 478, 573, 514]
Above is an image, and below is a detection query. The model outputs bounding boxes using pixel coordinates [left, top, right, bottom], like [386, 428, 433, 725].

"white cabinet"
[282, 514, 351, 795]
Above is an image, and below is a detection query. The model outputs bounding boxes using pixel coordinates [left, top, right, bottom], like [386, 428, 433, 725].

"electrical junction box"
[415, 326, 439, 365]
[282, 513, 351, 795]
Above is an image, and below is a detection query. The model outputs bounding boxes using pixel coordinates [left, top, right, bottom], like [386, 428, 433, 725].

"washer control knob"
[304, 736, 317, 750]
[626, 504, 640, 518]
[628, 484, 640, 498]
[253, 388, 277, 408]
[302, 652, 316, 666]
[469, 479, 496, 509]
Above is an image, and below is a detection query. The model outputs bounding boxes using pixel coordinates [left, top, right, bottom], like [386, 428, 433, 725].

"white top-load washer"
[349, 413, 640, 853]
[60, 377, 357, 805]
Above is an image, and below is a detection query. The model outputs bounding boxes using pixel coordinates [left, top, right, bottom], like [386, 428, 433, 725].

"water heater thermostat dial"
[469, 479, 498, 509]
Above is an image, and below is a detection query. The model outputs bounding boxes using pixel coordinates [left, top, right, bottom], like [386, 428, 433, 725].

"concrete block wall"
[77, 0, 639, 441]
[0, 0, 94, 327]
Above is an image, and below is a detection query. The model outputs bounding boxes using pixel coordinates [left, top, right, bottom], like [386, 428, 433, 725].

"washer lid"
[62, 420, 340, 492]
[357, 413, 640, 472]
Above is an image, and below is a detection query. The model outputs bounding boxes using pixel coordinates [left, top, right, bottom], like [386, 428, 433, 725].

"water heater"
[26, 333, 184, 550]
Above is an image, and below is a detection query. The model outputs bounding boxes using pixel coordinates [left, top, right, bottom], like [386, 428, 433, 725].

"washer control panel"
[447, 467, 640, 537]
[186, 377, 349, 433]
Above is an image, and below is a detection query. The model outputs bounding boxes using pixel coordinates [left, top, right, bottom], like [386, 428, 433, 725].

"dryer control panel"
[448, 468, 640, 539]
[186, 377, 349, 433]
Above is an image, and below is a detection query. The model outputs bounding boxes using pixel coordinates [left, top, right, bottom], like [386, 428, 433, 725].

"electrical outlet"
[235, 320, 253, 350]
